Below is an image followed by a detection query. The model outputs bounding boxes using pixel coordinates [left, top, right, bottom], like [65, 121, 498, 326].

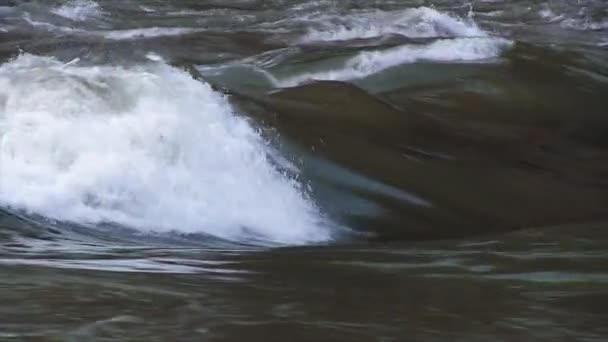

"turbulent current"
[0, 54, 328, 244]
[0, 0, 607, 341]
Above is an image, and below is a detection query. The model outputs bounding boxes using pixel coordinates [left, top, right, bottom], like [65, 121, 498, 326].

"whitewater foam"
[250, 7, 514, 87]
[561, 18, 608, 31]
[23, 13, 80, 34]
[51, 0, 102, 22]
[0, 54, 330, 244]
[538, 6, 565, 23]
[299, 7, 486, 43]
[271, 37, 512, 87]
[102, 27, 202, 40]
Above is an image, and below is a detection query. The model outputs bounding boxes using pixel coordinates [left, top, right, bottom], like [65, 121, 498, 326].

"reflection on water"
[2, 219, 608, 340]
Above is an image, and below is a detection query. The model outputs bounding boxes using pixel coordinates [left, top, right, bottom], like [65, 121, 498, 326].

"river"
[1, 0, 607, 340]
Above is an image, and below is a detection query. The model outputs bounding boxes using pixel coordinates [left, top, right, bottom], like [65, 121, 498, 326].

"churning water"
[0, 0, 607, 340]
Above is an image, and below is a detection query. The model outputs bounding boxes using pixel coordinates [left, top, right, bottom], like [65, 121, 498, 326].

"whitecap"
[561, 18, 608, 31]
[538, 6, 564, 23]
[0, 54, 330, 245]
[298, 7, 486, 43]
[271, 37, 513, 87]
[101, 27, 202, 40]
[51, 0, 102, 22]
[23, 13, 80, 33]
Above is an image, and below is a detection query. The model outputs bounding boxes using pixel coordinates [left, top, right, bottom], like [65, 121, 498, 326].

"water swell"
[0, 54, 330, 245]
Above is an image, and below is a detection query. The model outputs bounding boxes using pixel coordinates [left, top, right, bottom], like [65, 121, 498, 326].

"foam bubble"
[0, 54, 330, 244]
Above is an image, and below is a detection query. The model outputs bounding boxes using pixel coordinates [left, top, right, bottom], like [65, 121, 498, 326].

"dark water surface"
[1, 0, 608, 340]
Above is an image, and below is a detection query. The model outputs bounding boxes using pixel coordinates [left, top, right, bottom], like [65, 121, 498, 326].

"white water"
[0, 54, 330, 244]
[271, 37, 512, 87]
[102, 27, 203, 40]
[243, 7, 513, 87]
[23, 13, 80, 34]
[538, 6, 565, 23]
[51, 0, 102, 22]
[561, 18, 608, 31]
[299, 7, 485, 43]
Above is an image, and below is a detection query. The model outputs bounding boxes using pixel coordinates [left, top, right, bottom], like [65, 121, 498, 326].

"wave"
[51, 0, 102, 22]
[298, 7, 485, 43]
[0, 54, 330, 245]
[239, 6, 513, 87]
[23, 13, 201, 41]
[538, 6, 565, 23]
[269, 37, 512, 87]
[538, 4, 607, 31]
[23, 13, 80, 34]
[101, 27, 203, 40]
[561, 18, 608, 31]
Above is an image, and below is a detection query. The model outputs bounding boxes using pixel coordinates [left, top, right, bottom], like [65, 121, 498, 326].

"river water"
[0, 0, 607, 340]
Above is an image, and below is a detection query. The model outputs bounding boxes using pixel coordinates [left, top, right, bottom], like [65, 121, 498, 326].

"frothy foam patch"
[0, 54, 330, 244]
[272, 37, 512, 87]
[299, 7, 485, 43]
[102, 27, 202, 40]
[561, 18, 608, 31]
[23, 13, 80, 33]
[538, 6, 564, 23]
[51, 0, 102, 22]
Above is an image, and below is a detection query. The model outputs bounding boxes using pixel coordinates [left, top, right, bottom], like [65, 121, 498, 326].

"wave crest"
[0, 54, 330, 244]
[299, 7, 485, 43]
